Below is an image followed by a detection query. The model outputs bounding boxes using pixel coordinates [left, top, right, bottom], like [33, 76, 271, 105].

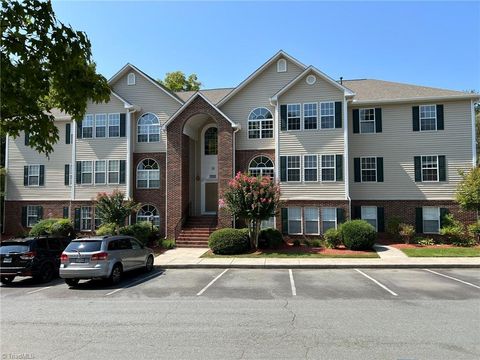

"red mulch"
[263, 242, 377, 256]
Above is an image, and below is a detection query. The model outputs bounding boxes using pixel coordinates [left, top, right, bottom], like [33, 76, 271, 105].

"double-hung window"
[303, 103, 318, 130]
[286, 156, 301, 182]
[420, 105, 437, 131]
[287, 104, 301, 131]
[361, 206, 377, 231]
[82, 115, 94, 138]
[303, 155, 318, 182]
[27, 165, 40, 186]
[249, 156, 274, 178]
[94, 210, 102, 229]
[27, 206, 41, 227]
[361, 157, 377, 182]
[81, 206, 92, 231]
[304, 207, 319, 235]
[81, 161, 93, 184]
[95, 160, 106, 184]
[137, 113, 160, 142]
[423, 207, 440, 234]
[248, 108, 273, 139]
[95, 114, 107, 138]
[321, 155, 335, 181]
[108, 160, 120, 184]
[108, 113, 120, 137]
[321, 208, 337, 232]
[288, 207, 302, 234]
[320, 102, 335, 129]
[137, 159, 160, 188]
[421, 155, 438, 182]
[359, 108, 375, 133]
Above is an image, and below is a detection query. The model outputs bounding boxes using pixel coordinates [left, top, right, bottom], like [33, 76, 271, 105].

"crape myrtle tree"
[95, 190, 140, 235]
[456, 167, 480, 219]
[220, 172, 280, 249]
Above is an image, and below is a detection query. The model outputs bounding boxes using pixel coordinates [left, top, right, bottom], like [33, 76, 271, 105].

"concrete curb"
[155, 263, 480, 269]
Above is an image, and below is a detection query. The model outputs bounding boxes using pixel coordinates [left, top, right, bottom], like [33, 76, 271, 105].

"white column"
[274, 102, 280, 183]
[343, 97, 350, 201]
[71, 120, 76, 201]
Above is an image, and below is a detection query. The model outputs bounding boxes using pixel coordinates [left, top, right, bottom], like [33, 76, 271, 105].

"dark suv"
[0, 237, 72, 284]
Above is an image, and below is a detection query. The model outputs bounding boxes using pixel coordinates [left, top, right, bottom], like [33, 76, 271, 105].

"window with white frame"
[303, 103, 318, 130]
[27, 206, 41, 227]
[321, 208, 337, 233]
[303, 155, 318, 182]
[94, 209, 102, 229]
[320, 102, 335, 129]
[423, 207, 440, 233]
[304, 207, 319, 235]
[81, 161, 93, 184]
[421, 155, 438, 181]
[288, 207, 302, 234]
[137, 159, 160, 188]
[82, 115, 94, 138]
[137, 205, 160, 226]
[359, 108, 375, 133]
[249, 156, 274, 178]
[108, 113, 120, 137]
[95, 114, 107, 138]
[81, 206, 92, 231]
[277, 59, 287, 73]
[420, 105, 437, 131]
[361, 206, 377, 230]
[287, 104, 301, 130]
[108, 160, 120, 184]
[248, 108, 273, 139]
[137, 113, 160, 142]
[321, 155, 335, 181]
[361, 157, 377, 182]
[287, 156, 301, 182]
[127, 72, 135, 85]
[94, 160, 106, 184]
[27, 165, 40, 186]
[261, 216, 275, 230]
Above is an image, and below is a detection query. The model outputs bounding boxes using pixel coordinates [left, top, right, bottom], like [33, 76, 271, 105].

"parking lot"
[1, 268, 479, 359]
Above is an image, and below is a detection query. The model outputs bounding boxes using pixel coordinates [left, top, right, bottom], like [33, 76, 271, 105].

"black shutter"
[74, 208, 81, 231]
[377, 207, 385, 232]
[354, 158, 361, 182]
[77, 120, 82, 139]
[335, 155, 343, 181]
[24, 166, 29, 186]
[65, 123, 71, 144]
[280, 156, 287, 182]
[412, 106, 420, 131]
[76, 161, 82, 184]
[436, 104, 444, 130]
[37, 206, 43, 220]
[39, 165, 45, 186]
[21, 206, 27, 227]
[375, 108, 382, 133]
[24, 132, 29, 146]
[352, 206, 361, 220]
[120, 113, 126, 137]
[63, 207, 69, 219]
[353, 109, 360, 134]
[280, 105, 287, 131]
[281, 208, 288, 235]
[415, 208, 423, 233]
[440, 208, 449, 228]
[414, 156, 422, 182]
[119, 160, 126, 184]
[336, 208, 345, 224]
[334, 101, 342, 128]
[376, 157, 384, 182]
[64, 164, 70, 186]
[438, 155, 446, 181]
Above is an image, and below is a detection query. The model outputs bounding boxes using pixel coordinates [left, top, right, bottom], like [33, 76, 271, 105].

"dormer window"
[127, 72, 136, 85]
[277, 59, 287, 73]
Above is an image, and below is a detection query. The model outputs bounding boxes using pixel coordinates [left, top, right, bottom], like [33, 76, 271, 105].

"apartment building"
[4, 51, 478, 245]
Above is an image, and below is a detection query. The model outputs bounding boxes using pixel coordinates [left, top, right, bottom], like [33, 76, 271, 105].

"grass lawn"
[400, 247, 480, 257]
[201, 250, 379, 259]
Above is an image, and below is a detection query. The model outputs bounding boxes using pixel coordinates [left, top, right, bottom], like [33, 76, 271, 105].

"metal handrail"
[174, 202, 191, 240]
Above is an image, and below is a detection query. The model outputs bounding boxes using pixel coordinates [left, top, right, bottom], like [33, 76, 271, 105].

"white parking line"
[26, 286, 52, 295]
[105, 272, 161, 296]
[289, 269, 297, 296]
[354, 269, 398, 296]
[196, 269, 229, 296]
[424, 269, 480, 289]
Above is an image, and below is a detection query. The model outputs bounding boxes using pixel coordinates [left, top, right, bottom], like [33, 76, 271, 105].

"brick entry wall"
[235, 149, 276, 174]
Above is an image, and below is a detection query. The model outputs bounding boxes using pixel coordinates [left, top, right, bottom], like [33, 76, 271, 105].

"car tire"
[109, 264, 122, 285]
[0, 276, 15, 285]
[35, 263, 55, 283]
[145, 255, 154, 272]
[65, 278, 80, 287]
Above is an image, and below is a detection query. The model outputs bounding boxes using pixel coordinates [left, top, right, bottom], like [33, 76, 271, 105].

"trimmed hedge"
[340, 220, 376, 250]
[29, 219, 73, 237]
[120, 221, 158, 245]
[258, 228, 283, 249]
[208, 228, 250, 255]
[96, 223, 117, 236]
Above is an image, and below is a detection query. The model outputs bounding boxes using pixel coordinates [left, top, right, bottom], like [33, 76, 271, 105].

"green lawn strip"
[400, 247, 480, 257]
[201, 250, 379, 259]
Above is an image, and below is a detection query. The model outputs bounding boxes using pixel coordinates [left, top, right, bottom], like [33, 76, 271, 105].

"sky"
[52, 1, 480, 92]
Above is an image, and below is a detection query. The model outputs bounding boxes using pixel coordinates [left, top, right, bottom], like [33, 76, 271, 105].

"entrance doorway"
[201, 126, 218, 214]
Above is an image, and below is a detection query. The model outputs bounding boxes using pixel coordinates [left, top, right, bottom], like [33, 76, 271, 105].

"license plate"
[3, 258, 12, 263]
[71, 258, 86, 263]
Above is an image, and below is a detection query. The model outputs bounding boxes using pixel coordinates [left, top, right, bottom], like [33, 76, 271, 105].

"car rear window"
[65, 241, 102, 253]
[0, 244, 30, 254]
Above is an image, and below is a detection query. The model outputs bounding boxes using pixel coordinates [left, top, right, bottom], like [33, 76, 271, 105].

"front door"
[201, 126, 218, 214]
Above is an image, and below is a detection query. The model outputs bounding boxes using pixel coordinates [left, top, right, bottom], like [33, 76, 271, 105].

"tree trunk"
[115, 224, 120, 235]
[248, 219, 261, 249]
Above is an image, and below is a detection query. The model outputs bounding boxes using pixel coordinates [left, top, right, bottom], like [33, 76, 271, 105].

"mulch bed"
[257, 242, 377, 256]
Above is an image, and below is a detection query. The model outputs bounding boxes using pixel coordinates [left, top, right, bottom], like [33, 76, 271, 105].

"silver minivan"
[59, 236, 154, 287]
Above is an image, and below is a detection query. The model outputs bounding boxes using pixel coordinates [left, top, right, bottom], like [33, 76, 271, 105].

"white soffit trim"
[351, 93, 480, 105]
[216, 50, 307, 107]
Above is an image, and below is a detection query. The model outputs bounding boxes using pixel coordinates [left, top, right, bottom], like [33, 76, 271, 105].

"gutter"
[351, 94, 479, 106]
[232, 125, 241, 229]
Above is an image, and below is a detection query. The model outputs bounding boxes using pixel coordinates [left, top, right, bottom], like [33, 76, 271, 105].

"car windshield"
[0, 243, 30, 254]
[65, 241, 102, 253]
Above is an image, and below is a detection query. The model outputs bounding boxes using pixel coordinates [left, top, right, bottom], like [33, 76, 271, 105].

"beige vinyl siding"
[220, 57, 304, 150]
[279, 72, 346, 200]
[349, 100, 473, 200]
[6, 121, 72, 200]
[112, 69, 181, 153]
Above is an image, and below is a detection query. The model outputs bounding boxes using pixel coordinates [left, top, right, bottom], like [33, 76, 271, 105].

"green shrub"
[311, 239, 322, 247]
[208, 228, 250, 255]
[323, 228, 342, 248]
[29, 219, 58, 237]
[386, 217, 402, 238]
[451, 237, 478, 247]
[49, 219, 74, 237]
[292, 238, 301, 247]
[340, 220, 376, 250]
[414, 237, 435, 246]
[96, 223, 116, 236]
[399, 223, 415, 244]
[120, 221, 158, 245]
[468, 221, 480, 241]
[302, 238, 311, 247]
[160, 239, 175, 249]
[258, 228, 283, 249]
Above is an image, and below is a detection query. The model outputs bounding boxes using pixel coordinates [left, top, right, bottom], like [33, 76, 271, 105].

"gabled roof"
[175, 88, 234, 104]
[271, 66, 355, 102]
[111, 90, 137, 109]
[164, 92, 238, 129]
[108, 63, 184, 104]
[216, 50, 307, 107]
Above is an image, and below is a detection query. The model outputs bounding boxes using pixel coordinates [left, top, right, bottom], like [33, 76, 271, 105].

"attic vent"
[277, 59, 287, 73]
[127, 72, 136, 86]
[306, 75, 316, 85]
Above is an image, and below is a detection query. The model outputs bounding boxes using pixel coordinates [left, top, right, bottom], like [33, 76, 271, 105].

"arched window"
[137, 159, 160, 189]
[137, 113, 160, 143]
[249, 156, 274, 178]
[136, 205, 160, 226]
[248, 108, 273, 139]
[204, 127, 218, 155]
[277, 58, 287, 73]
[127, 72, 136, 85]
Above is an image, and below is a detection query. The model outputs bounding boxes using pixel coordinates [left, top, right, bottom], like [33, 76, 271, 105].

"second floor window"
[95, 114, 107, 138]
[287, 155, 301, 181]
[27, 165, 40, 186]
[320, 102, 335, 129]
[287, 104, 301, 130]
[420, 105, 437, 131]
[82, 115, 94, 138]
[303, 103, 318, 130]
[138, 113, 160, 142]
[108, 160, 120, 184]
[361, 157, 377, 182]
[248, 156, 274, 178]
[95, 160, 106, 184]
[321, 155, 335, 181]
[108, 114, 120, 137]
[248, 108, 273, 139]
[137, 159, 160, 188]
[421, 155, 438, 181]
[303, 155, 318, 182]
[359, 109, 375, 133]
[81, 161, 93, 184]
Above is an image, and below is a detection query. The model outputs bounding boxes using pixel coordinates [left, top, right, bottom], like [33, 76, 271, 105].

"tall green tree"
[456, 167, 480, 216]
[158, 71, 201, 92]
[1, 0, 110, 155]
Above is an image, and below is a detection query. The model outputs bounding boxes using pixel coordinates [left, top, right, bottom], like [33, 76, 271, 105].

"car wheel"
[145, 255, 154, 272]
[36, 263, 55, 283]
[65, 278, 80, 287]
[0, 276, 15, 285]
[109, 264, 122, 285]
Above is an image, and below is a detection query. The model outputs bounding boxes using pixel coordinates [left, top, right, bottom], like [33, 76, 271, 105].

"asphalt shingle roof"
[175, 88, 234, 105]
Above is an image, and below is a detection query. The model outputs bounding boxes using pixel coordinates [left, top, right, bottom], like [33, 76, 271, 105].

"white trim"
[360, 156, 378, 183]
[319, 101, 336, 130]
[108, 113, 121, 138]
[343, 98, 350, 201]
[126, 111, 133, 198]
[303, 207, 320, 235]
[321, 207, 338, 233]
[111, 91, 137, 110]
[137, 112, 161, 143]
[71, 121, 76, 200]
[94, 160, 107, 185]
[361, 206, 378, 231]
[302, 102, 318, 130]
[420, 155, 440, 182]
[127, 72, 135, 86]
[94, 113, 107, 138]
[274, 102, 280, 183]
[471, 100, 477, 166]
[277, 58, 287, 73]
[285, 155, 302, 183]
[136, 158, 160, 189]
[358, 108, 376, 134]
[286, 103, 302, 131]
[200, 124, 218, 215]
[303, 154, 318, 182]
[287, 207, 303, 235]
[351, 93, 479, 105]
[418, 104, 437, 132]
[422, 206, 441, 234]
[247, 107, 274, 140]
[320, 154, 336, 182]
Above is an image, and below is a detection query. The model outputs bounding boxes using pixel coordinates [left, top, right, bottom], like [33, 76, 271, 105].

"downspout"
[344, 96, 352, 220]
[163, 124, 168, 239]
[232, 124, 241, 228]
[270, 98, 280, 184]
[71, 120, 76, 216]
